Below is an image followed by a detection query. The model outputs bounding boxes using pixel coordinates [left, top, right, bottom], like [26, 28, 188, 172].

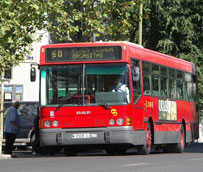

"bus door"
[131, 59, 144, 129]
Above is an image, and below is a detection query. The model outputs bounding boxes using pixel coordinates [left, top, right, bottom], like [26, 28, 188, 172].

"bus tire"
[174, 125, 185, 153]
[137, 123, 152, 155]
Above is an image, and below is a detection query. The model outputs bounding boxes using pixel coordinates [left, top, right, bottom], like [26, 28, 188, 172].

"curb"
[0, 154, 11, 159]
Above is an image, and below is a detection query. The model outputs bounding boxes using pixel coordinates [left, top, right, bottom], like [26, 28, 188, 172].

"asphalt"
[1, 142, 203, 159]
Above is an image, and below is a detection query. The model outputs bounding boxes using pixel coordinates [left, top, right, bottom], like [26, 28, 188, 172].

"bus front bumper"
[40, 126, 147, 146]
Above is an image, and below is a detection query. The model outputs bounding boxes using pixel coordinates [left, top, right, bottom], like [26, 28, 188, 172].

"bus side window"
[160, 66, 168, 97]
[185, 73, 192, 101]
[142, 62, 151, 96]
[169, 69, 176, 99]
[152, 64, 160, 97]
[170, 80, 176, 99]
[176, 71, 184, 100]
[131, 59, 141, 103]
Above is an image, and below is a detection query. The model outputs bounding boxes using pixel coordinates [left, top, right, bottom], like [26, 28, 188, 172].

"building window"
[0, 85, 23, 102]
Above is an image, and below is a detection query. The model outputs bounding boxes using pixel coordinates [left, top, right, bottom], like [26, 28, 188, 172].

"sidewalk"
[0, 154, 11, 159]
[0, 148, 33, 159]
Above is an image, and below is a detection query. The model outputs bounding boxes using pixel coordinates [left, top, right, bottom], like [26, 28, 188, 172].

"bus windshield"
[40, 63, 130, 106]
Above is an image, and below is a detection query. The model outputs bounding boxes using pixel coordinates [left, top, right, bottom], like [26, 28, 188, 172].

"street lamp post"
[0, 70, 5, 154]
[138, 0, 143, 45]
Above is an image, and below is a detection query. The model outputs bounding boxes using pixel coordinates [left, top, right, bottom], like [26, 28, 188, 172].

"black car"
[2, 101, 39, 147]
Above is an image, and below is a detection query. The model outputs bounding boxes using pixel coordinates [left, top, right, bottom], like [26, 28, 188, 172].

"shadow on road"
[7, 142, 203, 159]
[185, 142, 203, 153]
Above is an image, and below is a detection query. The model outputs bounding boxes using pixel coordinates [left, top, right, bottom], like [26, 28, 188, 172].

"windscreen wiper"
[86, 88, 111, 110]
[55, 94, 74, 111]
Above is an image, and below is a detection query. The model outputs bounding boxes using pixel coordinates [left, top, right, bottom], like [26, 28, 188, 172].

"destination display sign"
[45, 46, 122, 62]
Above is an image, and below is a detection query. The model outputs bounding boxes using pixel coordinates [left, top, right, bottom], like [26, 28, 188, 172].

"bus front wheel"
[137, 123, 152, 155]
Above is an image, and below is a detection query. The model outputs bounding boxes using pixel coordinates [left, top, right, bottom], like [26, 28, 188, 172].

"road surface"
[0, 143, 203, 172]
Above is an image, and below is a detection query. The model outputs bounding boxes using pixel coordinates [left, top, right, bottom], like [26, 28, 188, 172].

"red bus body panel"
[38, 42, 198, 148]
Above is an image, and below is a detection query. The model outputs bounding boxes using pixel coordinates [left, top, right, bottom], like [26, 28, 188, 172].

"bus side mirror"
[133, 67, 140, 81]
[30, 67, 36, 82]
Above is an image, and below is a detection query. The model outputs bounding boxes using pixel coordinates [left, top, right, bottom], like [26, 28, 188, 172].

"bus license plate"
[69, 133, 97, 139]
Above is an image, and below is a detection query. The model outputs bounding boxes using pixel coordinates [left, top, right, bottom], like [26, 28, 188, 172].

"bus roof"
[40, 41, 196, 74]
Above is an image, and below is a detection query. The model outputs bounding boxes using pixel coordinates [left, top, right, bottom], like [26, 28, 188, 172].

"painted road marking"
[188, 158, 203, 161]
[123, 163, 148, 167]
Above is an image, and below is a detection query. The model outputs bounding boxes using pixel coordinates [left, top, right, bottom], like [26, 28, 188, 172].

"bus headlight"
[117, 118, 124, 125]
[109, 119, 115, 125]
[44, 120, 51, 127]
[52, 120, 59, 127]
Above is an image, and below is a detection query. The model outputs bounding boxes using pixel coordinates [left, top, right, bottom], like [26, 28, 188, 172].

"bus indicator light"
[126, 117, 132, 126]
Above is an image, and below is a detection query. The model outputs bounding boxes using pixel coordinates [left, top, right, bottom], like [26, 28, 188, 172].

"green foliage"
[0, 0, 64, 72]
[0, 0, 140, 72]
[47, 0, 140, 42]
[141, 0, 203, 115]
[1, 0, 202, 114]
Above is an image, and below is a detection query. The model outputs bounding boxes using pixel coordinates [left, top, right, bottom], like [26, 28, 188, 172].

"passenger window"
[160, 67, 168, 97]
[143, 73, 151, 95]
[177, 71, 183, 79]
[161, 67, 167, 76]
[176, 71, 184, 100]
[186, 82, 193, 101]
[169, 69, 176, 99]
[152, 65, 159, 75]
[142, 62, 151, 96]
[143, 62, 150, 73]
[185, 73, 192, 82]
[177, 80, 184, 99]
[185, 73, 193, 101]
[169, 69, 175, 78]
[152, 64, 160, 97]
[169, 79, 176, 99]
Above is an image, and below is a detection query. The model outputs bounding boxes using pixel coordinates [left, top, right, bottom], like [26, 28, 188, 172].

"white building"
[2, 31, 49, 102]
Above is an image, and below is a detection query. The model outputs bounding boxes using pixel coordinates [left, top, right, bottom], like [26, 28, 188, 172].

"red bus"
[31, 41, 199, 155]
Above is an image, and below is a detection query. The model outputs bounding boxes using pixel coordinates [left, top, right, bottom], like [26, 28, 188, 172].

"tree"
[0, 0, 141, 154]
[47, 0, 140, 43]
[0, 0, 65, 154]
[140, 0, 203, 116]
[0, 0, 66, 71]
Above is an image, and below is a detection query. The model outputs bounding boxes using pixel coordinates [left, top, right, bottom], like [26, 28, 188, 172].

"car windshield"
[41, 63, 130, 106]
